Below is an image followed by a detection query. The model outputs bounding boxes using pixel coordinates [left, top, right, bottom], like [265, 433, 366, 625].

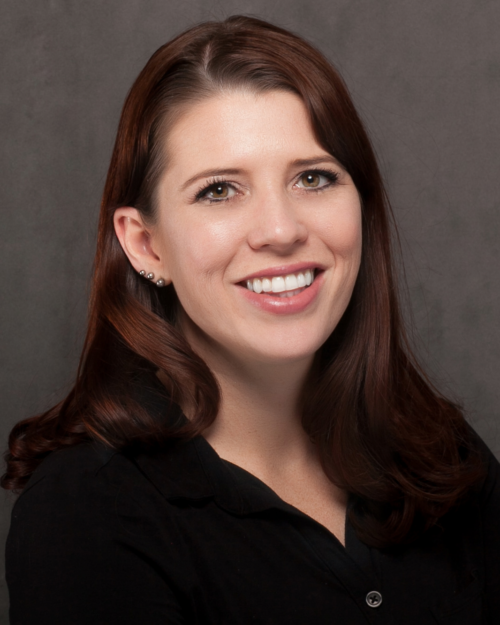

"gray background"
[1, 0, 499, 621]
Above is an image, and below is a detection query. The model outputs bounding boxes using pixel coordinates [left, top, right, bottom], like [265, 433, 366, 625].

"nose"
[247, 191, 308, 252]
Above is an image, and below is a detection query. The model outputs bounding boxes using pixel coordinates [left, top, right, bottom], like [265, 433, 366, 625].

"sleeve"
[6, 450, 186, 625]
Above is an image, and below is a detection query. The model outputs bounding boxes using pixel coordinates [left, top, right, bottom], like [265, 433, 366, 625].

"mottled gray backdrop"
[1, 0, 499, 621]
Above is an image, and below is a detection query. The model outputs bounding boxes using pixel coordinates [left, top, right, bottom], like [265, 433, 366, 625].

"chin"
[232, 335, 328, 367]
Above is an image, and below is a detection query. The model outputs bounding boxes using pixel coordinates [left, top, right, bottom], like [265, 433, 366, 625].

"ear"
[113, 207, 170, 284]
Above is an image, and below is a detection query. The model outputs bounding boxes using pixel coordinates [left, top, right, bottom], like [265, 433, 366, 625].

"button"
[366, 591, 383, 608]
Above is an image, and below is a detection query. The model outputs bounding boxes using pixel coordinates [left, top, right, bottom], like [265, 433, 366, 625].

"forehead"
[162, 90, 330, 175]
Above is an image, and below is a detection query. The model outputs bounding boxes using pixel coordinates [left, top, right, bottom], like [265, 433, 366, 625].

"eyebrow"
[180, 156, 341, 191]
[290, 155, 341, 168]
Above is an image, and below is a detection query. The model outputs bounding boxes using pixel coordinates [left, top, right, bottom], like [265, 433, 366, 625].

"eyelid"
[294, 168, 340, 189]
[192, 167, 339, 203]
[192, 177, 240, 203]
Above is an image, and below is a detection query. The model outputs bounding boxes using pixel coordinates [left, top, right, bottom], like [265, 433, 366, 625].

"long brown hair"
[2, 15, 484, 547]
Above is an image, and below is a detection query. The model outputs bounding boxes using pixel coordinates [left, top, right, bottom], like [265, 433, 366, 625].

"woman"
[3, 15, 499, 624]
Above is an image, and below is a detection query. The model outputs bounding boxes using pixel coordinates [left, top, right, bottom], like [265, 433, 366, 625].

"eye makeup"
[192, 167, 341, 205]
[295, 169, 339, 190]
[193, 177, 238, 204]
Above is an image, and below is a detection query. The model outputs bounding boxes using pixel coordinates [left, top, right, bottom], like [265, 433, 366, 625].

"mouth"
[240, 268, 321, 298]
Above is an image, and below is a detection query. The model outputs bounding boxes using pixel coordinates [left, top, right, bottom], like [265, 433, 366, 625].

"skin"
[114, 90, 362, 545]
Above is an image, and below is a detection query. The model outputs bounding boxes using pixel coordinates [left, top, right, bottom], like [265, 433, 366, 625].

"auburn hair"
[2, 15, 484, 547]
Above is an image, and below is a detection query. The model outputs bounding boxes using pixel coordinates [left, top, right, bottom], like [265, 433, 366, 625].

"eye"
[196, 181, 238, 203]
[296, 169, 339, 190]
[301, 173, 322, 188]
[207, 183, 230, 199]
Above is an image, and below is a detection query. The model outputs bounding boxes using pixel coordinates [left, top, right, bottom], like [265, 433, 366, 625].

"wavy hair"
[2, 15, 484, 547]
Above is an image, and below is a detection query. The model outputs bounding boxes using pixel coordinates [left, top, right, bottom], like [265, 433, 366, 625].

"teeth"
[246, 270, 316, 294]
[262, 278, 272, 292]
[276, 288, 304, 298]
[285, 274, 298, 290]
[271, 276, 286, 293]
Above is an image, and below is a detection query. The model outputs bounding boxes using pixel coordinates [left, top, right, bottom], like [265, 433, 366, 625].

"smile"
[244, 270, 316, 297]
[239, 267, 324, 315]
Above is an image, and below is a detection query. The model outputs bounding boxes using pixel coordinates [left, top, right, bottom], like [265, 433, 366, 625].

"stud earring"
[138, 270, 166, 288]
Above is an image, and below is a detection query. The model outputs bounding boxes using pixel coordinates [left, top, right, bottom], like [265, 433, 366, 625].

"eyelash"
[297, 169, 339, 189]
[193, 169, 340, 204]
[193, 177, 231, 203]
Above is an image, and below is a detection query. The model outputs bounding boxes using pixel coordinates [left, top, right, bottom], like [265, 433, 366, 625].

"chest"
[163, 498, 484, 625]
[274, 483, 347, 545]
[215, 447, 350, 545]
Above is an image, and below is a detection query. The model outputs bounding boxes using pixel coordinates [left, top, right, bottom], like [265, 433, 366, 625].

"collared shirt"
[6, 384, 500, 624]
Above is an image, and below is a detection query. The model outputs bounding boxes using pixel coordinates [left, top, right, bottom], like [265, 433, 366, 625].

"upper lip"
[238, 262, 324, 282]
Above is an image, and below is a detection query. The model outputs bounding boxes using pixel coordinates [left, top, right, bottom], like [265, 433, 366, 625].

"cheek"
[319, 202, 363, 261]
[160, 212, 243, 283]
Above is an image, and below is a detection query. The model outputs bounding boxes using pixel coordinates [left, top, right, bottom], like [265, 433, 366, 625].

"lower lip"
[238, 272, 324, 315]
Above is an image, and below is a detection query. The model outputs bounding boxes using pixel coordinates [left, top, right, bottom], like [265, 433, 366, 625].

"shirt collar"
[132, 373, 291, 516]
[134, 433, 290, 516]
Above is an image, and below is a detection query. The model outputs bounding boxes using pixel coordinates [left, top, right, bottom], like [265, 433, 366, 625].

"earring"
[138, 269, 154, 280]
[138, 270, 166, 288]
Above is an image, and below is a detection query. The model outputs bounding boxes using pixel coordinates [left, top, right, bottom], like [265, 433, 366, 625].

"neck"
[181, 320, 318, 473]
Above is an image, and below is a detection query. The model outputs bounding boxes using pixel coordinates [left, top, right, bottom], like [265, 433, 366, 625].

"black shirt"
[6, 394, 500, 624]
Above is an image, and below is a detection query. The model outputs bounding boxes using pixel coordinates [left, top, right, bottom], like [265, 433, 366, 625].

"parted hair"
[2, 15, 484, 547]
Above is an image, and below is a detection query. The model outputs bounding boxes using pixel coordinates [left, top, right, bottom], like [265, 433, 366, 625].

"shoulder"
[7, 443, 189, 624]
[8, 441, 182, 544]
[17, 441, 143, 503]
[466, 426, 500, 504]
[465, 428, 500, 612]
[473, 432, 500, 542]
[24, 440, 118, 487]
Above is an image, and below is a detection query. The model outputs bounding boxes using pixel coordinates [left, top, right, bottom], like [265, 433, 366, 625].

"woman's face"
[151, 90, 362, 367]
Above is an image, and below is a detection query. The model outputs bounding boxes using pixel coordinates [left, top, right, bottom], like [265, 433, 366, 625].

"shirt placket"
[290, 514, 394, 625]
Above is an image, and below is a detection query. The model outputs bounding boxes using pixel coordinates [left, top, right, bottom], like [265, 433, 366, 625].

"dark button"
[366, 590, 383, 608]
